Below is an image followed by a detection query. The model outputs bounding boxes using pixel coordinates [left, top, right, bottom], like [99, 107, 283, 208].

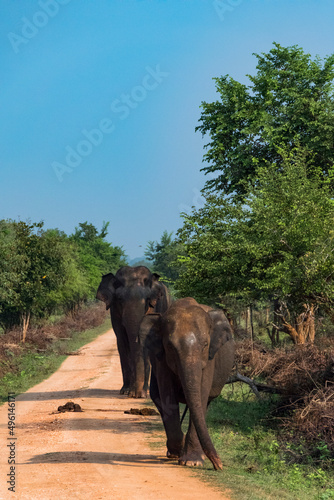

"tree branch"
[226, 372, 285, 399]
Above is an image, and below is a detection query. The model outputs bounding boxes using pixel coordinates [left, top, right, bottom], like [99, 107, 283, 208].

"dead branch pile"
[235, 340, 334, 396]
[235, 339, 334, 453]
[290, 386, 334, 452]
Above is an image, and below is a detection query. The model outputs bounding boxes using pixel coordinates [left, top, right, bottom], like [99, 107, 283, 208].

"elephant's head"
[96, 266, 168, 315]
[141, 299, 232, 369]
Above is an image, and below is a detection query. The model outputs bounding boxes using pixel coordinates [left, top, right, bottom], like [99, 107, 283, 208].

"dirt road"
[0, 328, 230, 499]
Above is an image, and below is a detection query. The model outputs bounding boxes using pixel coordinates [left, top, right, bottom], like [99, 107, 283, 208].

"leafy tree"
[71, 221, 127, 295]
[197, 43, 334, 198]
[0, 221, 26, 328]
[0, 220, 126, 338]
[0, 221, 71, 338]
[176, 148, 334, 344]
[43, 229, 90, 316]
[145, 231, 181, 284]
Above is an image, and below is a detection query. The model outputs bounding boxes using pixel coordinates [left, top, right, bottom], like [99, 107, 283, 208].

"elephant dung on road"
[96, 266, 170, 398]
[139, 297, 235, 470]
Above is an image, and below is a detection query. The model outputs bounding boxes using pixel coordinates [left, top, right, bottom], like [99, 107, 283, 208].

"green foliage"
[176, 147, 334, 319]
[0, 221, 26, 316]
[0, 221, 71, 330]
[71, 221, 127, 295]
[197, 43, 334, 198]
[195, 383, 334, 499]
[0, 219, 126, 331]
[145, 230, 183, 284]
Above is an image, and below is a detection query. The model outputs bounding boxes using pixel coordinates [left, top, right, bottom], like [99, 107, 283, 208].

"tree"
[43, 229, 90, 316]
[197, 43, 334, 198]
[0, 220, 126, 337]
[145, 231, 181, 284]
[176, 148, 334, 344]
[0, 221, 26, 330]
[0, 221, 72, 339]
[71, 221, 127, 295]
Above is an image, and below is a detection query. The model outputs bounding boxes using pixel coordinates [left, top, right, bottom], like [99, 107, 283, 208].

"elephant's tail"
[180, 405, 188, 425]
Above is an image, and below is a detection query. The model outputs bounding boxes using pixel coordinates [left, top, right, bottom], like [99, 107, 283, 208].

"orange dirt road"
[0, 328, 230, 500]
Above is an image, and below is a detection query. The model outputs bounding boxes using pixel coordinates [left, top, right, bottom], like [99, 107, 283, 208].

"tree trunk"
[250, 305, 254, 342]
[282, 304, 316, 345]
[245, 308, 248, 334]
[266, 307, 270, 324]
[268, 299, 280, 346]
[22, 311, 30, 343]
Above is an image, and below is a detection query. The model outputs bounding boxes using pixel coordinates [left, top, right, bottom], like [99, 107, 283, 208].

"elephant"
[138, 297, 235, 470]
[96, 266, 170, 397]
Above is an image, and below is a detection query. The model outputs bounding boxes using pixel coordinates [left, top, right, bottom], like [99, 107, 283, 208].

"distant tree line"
[0, 220, 126, 340]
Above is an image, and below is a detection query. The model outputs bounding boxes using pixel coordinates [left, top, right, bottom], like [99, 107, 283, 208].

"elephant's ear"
[96, 273, 122, 309]
[139, 314, 163, 360]
[150, 275, 171, 313]
[208, 310, 233, 360]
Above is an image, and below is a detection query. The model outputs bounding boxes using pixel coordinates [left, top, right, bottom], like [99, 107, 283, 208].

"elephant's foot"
[134, 389, 148, 398]
[206, 453, 223, 471]
[166, 436, 184, 459]
[179, 451, 206, 468]
[166, 450, 181, 459]
[119, 385, 130, 395]
[127, 385, 145, 398]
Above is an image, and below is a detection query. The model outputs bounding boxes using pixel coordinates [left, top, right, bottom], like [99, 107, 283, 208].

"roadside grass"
[0, 317, 111, 403]
[193, 383, 334, 500]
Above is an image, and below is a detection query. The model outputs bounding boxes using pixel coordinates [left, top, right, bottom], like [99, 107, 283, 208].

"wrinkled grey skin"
[96, 266, 170, 397]
[139, 297, 235, 470]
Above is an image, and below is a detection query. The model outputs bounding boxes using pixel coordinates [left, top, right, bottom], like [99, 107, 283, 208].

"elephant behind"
[139, 297, 235, 470]
[96, 266, 170, 397]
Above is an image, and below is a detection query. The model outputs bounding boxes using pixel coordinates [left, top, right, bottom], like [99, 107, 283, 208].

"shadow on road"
[17, 388, 124, 401]
[18, 416, 159, 434]
[23, 451, 170, 467]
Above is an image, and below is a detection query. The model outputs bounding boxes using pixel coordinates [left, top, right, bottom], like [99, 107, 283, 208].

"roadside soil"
[0, 328, 230, 499]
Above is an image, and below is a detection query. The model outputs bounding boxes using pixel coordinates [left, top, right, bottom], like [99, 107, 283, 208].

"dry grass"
[292, 386, 334, 448]
[235, 338, 334, 454]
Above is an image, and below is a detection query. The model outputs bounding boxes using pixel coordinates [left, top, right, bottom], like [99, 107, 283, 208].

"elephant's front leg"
[150, 364, 184, 458]
[112, 318, 132, 394]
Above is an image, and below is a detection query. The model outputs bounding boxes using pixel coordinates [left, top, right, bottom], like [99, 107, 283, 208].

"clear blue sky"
[1, 0, 333, 259]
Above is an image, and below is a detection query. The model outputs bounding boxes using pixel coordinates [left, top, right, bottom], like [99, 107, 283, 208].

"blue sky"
[1, 0, 334, 259]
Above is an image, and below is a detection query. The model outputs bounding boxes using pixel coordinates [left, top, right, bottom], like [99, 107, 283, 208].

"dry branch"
[226, 371, 285, 399]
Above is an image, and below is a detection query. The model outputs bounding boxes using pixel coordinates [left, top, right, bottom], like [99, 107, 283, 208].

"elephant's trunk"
[180, 363, 222, 471]
[122, 302, 147, 397]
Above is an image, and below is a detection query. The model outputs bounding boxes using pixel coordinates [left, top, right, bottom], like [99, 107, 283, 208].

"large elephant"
[139, 297, 235, 470]
[96, 266, 170, 397]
